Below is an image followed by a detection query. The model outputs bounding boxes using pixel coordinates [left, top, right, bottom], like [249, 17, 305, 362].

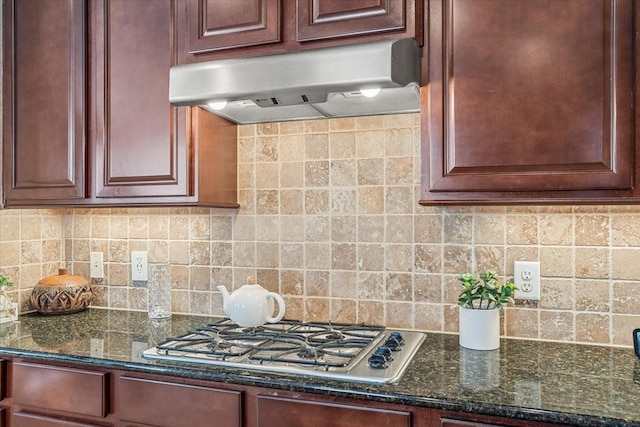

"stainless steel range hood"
[169, 39, 421, 124]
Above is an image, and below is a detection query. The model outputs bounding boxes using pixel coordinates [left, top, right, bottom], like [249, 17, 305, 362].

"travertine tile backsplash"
[1, 113, 640, 347]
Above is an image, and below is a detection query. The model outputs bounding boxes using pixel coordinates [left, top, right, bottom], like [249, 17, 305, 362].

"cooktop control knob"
[384, 331, 405, 351]
[368, 345, 393, 369]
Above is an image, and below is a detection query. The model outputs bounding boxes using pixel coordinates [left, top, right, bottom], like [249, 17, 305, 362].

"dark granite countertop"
[0, 308, 638, 426]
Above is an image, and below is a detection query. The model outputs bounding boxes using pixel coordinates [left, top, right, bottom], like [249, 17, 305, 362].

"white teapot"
[217, 276, 286, 327]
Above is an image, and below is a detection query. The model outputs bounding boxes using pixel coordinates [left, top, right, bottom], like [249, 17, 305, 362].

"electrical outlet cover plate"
[89, 252, 104, 279]
[131, 251, 148, 281]
[514, 261, 541, 301]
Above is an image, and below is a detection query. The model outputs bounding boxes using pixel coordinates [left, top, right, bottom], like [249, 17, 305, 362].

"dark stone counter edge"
[0, 347, 636, 427]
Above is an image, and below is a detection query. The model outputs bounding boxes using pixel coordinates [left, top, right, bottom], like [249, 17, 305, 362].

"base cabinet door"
[119, 376, 242, 427]
[256, 395, 411, 427]
[12, 412, 101, 427]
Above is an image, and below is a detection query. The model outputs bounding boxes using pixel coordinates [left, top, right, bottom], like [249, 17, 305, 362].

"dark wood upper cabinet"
[2, 0, 238, 208]
[421, 0, 637, 205]
[186, 0, 281, 54]
[2, 0, 87, 203]
[180, 0, 422, 61]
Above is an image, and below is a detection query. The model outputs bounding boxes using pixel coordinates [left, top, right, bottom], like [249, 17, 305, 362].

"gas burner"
[144, 318, 426, 384]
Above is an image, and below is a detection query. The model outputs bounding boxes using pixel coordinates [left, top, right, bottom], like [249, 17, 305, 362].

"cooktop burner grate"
[144, 318, 425, 384]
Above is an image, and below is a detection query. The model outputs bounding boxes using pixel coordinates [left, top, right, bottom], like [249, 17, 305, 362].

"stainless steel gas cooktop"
[143, 319, 425, 384]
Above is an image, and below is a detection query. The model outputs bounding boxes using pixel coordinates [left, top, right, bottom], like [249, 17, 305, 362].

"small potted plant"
[0, 274, 17, 323]
[457, 270, 517, 350]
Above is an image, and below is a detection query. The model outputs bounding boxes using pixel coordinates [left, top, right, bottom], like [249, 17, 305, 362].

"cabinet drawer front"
[12, 362, 108, 418]
[13, 411, 101, 427]
[257, 395, 411, 427]
[119, 376, 241, 427]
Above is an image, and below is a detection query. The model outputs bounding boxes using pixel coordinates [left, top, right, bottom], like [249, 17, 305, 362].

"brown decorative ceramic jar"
[31, 268, 93, 315]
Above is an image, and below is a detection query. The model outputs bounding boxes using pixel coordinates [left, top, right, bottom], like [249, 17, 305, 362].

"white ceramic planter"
[458, 306, 500, 350]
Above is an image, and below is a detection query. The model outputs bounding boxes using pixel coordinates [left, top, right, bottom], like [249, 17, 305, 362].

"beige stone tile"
[233, 215, 256, 241]
[257, 122, 278, 136]
[109, 216, 129, 239]
[330, 270, 357, 298]
[357, 300, 384, 324]
[612, 248, 640, 280]
[415, 303, 443, 331]
[357, 158, 384, 186]
[505, 308, 539, 338]
[575, 313, 610, 344]
[575, 280, 610, 312]
[304, 270, 330, 297]
[304, 134, 329, 160]
[356, 115, 385, 130]
[358, 244, 384, 272]
[329, 117, 355, 132]
[129, 287, 147, 311]
[148, 216, 169, 240]
[384, 128, 413, 157]
[279, 121, 303, 135]
[280, 269, 304, 295]
[211, 242, 232, 267]
[539, 311, 574, 341]
[21, 241, 42, 264]
[171, 290, 190, 313]
[443, 245, 473, 275]
[385, 272, 412, 301]
[612, 281, 640, 314]
[0, 215, 21, 241]
[385, 244, 413, 272]
[280, 162, 304, 188]
[256, 242, 279, 268]
[330, 131, 356, 159]
[70, 215, 90, 239]
[611, 214, 640, 246]
[386, 215, 413, 243]
[331, 215, 357, 242]
[506, 215, 538, 245]
[190, 291, 212, 315]
[385, 186, 413, 214]
[538, 247, 572, 278]
[474, 214, 505, 245]
[540, 278, 574, 310]
[304, 215, 330, 242]
[357, 272, 384, 299]
[331, 298, 357, 323]
[129, 216, 149, 239]
[255, 215, 279, 241]
[385, 301, 413, 328]
[358, 215, 384, 242]
[256, 136, 278, 162]
[237, 163, 255, 191]
[108, 263, 129, 286]
[443, 304, 459, 332]
[575, 247, 609, 279]
[237, 136, 256, 163]
[356, 130, 385, 158]
[256, 163, 279, 189]
[257, 269, 279, 292]
[109, 287, 128, 309]
[233, 242, 255, 267]
[0, 242, 20, 266]
[305, 243, 330, 269]
[575, 214, 610, 246]
[189, 216, 210, 240]
[385, 157, 413, 185]
[539, 214, 573, 245]
[414, 214, 443, 244]
[169, 240, 190, 265]
[305, 297, 329, 322]
[330, 159, 357, 187]
[280, 189, 303, 215]
[189, 241, 210, 265]
[304, 189, 330, 214]
[330, 189, 357, 214]
[170, 265, 189, 289]
[279, 216, 304, 242]
[414, 274, 442, 303]
[475, 246, 505, 274]
[331, 243, 356, 271]
[279, 135, 304, 162]
[611, 314, 640, 346]
[169, 216, 189, 240]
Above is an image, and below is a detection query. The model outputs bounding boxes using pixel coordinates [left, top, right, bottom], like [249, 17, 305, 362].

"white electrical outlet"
[514, 261, 540, 300]
[89, 252, 104, 279]
[131, 251, 148, 281]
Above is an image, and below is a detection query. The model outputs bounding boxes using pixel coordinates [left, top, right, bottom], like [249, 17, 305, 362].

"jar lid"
[37, 268, 88, 287]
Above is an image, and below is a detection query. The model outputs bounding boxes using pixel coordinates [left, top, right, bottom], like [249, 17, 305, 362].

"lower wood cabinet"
[119, 376, 242, 427]
[12, 411, 102, 427]
[256, 395, 411, 427]
[12, 362, 109, 419]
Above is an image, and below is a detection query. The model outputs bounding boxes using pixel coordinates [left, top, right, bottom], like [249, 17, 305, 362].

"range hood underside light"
[170, 38, 422, 124]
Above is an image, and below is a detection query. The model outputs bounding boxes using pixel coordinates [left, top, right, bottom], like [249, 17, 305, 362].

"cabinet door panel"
[12, 412, 101, 427]
[93, 0, 189, 198]
[421, 0, 635, 204]
[2, 0, 86, 204]
[12, 362, 108, 418]
[119, 376, 241, 427]
[257, 395, 411, 427]
[187, 0, 281, 54]
[296, 0, 406, 41]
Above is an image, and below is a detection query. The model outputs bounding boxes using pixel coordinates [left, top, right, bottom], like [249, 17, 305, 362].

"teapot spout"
[217, 285, 230, 315]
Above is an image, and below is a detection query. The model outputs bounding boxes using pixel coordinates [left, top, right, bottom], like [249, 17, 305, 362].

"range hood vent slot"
[169, 39, 421, 124]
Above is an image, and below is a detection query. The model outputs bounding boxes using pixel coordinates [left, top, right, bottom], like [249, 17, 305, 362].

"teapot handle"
[265, 292, 286, 323]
